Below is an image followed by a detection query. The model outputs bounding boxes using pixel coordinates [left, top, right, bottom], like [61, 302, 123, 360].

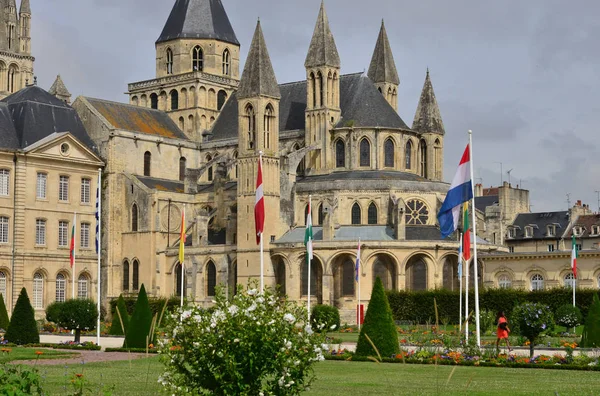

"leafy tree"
[310, 304, 340, 333]
[109, 294, 130, 336]
[124, 284, 153, 348]
[555, 304, 583, 330]
[5, 288, 39, 345]
[55, 299, 98, 343]
[355, 277, 400, 358]
[581, 293, 600, 348]
[512, 302, 554, 357]
[45, 301, 62, 324]
[0, 293, 9, 331]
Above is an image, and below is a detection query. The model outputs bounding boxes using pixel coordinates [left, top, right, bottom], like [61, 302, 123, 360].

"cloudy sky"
[32, 0, 600, 212]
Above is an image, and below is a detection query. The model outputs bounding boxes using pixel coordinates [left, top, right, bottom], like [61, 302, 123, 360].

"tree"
[55, 299, 98, 343]
[5, 288, 39, 345]
[109, 294, 130, 336]
[555, 304, 583, 330]
[45, 301, 62, 324]
[512, 302, 554, 357]
[124, 284, 153, 348]
[355, 277, 400, 357]
[581, 293, 600, 348]
[0, 293, 9, 331]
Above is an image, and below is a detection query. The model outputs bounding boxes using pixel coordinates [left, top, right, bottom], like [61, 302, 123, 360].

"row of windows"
[28, 219, 91, 248]
[165, 47, 231, 76]
[122, 259, 140, 292]
[308, 70, 338, 108]
[244, 103, 276, 150]
[137, 88, 227, 113]
[0, 170, 93, 204]
[497, 272, 579, 291]
[27, 272, 91, 309]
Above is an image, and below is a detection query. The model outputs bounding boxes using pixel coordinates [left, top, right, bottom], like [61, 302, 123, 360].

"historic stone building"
[0, 0, 33, 99]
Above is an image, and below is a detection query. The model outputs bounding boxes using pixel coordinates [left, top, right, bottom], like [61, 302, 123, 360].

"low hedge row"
[104, 347, 159, 354]
[386, 288, 599, 324]
[1, 343, 101, 351]
[108, 296, 182, 318]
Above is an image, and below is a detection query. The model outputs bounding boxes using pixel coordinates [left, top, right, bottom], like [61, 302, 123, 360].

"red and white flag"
[254, 156, 265, 245]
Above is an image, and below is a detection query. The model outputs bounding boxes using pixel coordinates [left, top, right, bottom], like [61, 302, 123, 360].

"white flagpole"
[180, 204, 186, 309]
[459, 232, 463, 335]
[357, 239, 361, 331]
[259, 153, 264, 293]
[72, 212, 77, 299]
[307, 195, 312, 321]
[96, 169, 102, 346]
[469, 130, 481, 347]
[573, 276, 576, 307]
[465, 226, 469, 342]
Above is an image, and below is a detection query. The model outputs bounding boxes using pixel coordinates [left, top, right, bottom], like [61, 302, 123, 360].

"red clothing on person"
[497, 317, 509, 339]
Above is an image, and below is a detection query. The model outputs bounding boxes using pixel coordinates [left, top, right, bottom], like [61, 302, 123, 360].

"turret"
[48, 75, 72, 105]
[19, 0, 31, 54]
[368, 20, 399, 111]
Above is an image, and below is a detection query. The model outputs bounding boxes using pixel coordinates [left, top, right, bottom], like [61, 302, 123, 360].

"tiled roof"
[508, 211, 569, 240]
[565, 214, 600, 238]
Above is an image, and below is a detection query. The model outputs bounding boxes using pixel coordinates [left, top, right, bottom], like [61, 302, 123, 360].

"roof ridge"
[278, 72, 364, 87]
[84, 96, 167, 112]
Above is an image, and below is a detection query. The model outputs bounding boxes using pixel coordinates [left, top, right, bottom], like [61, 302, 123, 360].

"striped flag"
[571, 234, 578, 278]
[179, 208, 185, 264]
[255, 156, 265, 245]
[70, 213, 76, 268]
[355, 239, 361, 282]
[438, 145, 473, 238]
[304, 199, 313, 261]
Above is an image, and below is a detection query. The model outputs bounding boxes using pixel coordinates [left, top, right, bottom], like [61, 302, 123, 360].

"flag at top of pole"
[438, 145, 474, 238]
[255, 155, 265, 245]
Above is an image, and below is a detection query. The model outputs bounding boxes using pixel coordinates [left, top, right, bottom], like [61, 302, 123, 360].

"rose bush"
[512, 302, 554, 357]
[158, 284, 327, 395]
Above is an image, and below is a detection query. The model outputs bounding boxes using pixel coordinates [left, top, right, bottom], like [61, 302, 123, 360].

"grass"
[0, 347, 77, 362]
[15, 357, 600, 395]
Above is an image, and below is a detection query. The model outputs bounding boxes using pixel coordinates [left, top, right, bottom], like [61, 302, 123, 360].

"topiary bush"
[512, 302, 554, 357]
[310, 304, 340, 333]
[124, 284, 153, 348]
[555, 304, 583, 330]
[109, 294, 130, 336]
[5, 288, 39, 345]
[355, 277, 399, 358]
[0, 293, 9, 331]
[45, 301, 62, 324]
[55, 299, 98, 343]
[581, 293, 600, 348]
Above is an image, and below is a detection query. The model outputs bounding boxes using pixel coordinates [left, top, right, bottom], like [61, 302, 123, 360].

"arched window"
[170, 90, 179, 110]
[384, 138, 395, 168]
[442, 256, 459, 290]
[233, 151, 239, 179]
[175, 262, 185, 297]
[166, 48, 173, 75]
[304, 204, 310, 226]
[150, 93, 158, 109]
[531, 274, 544, 291]
[206, 155, 213, 182]
[131, 204, 138, 232]
[419, 139, 428, 178]
[498, 275, 512, 289]
[406, 257, 427, 291]
[317, 72, 323, 106]
[7, 66, 16, 93]
[55, 273, 66, 302]
[245, 105, 256, 149]
[217, 90, 228, 111]
[143, 151, 151, 176]
[33, 272, 43, 309]
[132, 260, 139, 291]
[222, 49, 230, 76]
[264, 104, 275, 149]
[274, 259, 286, 295]
[78, 274, 89, 299]
[342, 260, 355, 296]
[302, 258, 322, 299]
[359, 139, 371, 167]
[405, 140, 413, 170]
[178, 117, 184, 131]
[373, 258, 396, 290]
[564, 273, 575, 289]
[0, 271, 6, 300]
[368, 202, 378, 225]
[351, 203, 361, 225]
[179, 157, 187, 182]
[192, 46, 203, 71]
[122, 260, 130, 291]
[335, 139, 345, 168]
[207, 261, 217, 297]
[310, 73, 316, 108]
[318, 204, 324, 226]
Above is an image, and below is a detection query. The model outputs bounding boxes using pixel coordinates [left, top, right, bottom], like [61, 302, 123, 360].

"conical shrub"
[355, 277, 400, 357]
[5, 288, 39, 345]
[124, 284, 152, 348]
[110, 294, 130, 336]
[0, 293, 10, 331]
[581, 293, 600, 348]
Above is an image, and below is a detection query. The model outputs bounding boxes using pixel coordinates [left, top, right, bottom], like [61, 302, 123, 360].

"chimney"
[474, 183, 483, 197]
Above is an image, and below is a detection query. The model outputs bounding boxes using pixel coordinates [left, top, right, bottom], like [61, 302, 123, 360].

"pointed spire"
[412, 69, 445, 135]
[237, 20, 280, 99]
[368, 20, 399, 85]
[20, 0, 31, 14]
[304, 1, 340, 69]
[48, 75, 72, 104]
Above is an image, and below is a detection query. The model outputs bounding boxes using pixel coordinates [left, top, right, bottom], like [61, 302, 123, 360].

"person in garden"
[496, 311, 512, 353]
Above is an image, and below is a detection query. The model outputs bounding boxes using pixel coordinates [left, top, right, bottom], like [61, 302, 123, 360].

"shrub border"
[104, 347, 159, 354]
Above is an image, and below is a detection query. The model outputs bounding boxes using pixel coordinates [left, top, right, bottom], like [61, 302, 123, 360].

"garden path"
[11, 350, 150, 366]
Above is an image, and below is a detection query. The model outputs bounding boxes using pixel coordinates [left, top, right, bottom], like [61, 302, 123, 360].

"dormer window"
[524, 226, 533, 238]
[573, 226, 583, 237]
[507, 227, 516, 239]
[547, 225, 556, 237]
[591, 225, 600, 236]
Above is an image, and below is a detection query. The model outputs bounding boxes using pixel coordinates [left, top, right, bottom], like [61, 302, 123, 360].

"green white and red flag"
[70, 213, 76, 268]
[571, 234, 578, 278]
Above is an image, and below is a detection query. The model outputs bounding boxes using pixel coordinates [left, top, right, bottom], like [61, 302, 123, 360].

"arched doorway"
[405, 255, 428, 291]
[332, 255, 356, 307]
[442, 255, 459, 290]
[301, 255, 323, 304]
[372, 254, 397, 290]
[273, 257, 286, 296]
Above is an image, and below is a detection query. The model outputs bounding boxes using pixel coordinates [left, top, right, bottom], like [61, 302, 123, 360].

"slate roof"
[412, 70, 445, 135]
[157, 0, 239, 45]
[84, 97, 189, 140]
[508, 211, 569, 240]
[475, 195, 499, 213]
[210, 73, 409, 141]
[565, 214, 600, 238]
[368, 21, 399, 85]
[0, 86, 95, 150]
[296, 170, 426, 183]
[304, 2, 340, 68]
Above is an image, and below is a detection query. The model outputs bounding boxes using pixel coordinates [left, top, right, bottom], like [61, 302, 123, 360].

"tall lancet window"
[246, 104, 256, 150]
[264, 104, 275, 149]
[419, 139, 428, 178]
[166, 49, 174, 75]
[405, 140, 413, 170]
[192, 46, 203, 71]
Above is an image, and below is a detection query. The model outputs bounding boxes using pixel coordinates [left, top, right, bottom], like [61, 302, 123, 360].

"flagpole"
[259, 153, 264, 293]
[96, 169, 101, 346]
[307, 195, 312, 321]
[357, 239, 361, 332]
[180, 204, 185, 310]
[72, 212, 77, 299]
[459, 232, 463, 335]
[465, 229, 469, 342]
[469, 130, 481, 347]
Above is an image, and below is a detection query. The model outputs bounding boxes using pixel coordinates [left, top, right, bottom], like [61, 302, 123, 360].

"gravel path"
[11, 349, 152, 366]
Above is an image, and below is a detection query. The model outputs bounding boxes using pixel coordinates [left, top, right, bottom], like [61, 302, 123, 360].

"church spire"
[368, 20, 399, 85]
[412, 69, 445, 135]
[304, 1, 340, 68]
[19, 0, 31, 14]
[48, 75, 72, 104]
[237, 20, 280, 99]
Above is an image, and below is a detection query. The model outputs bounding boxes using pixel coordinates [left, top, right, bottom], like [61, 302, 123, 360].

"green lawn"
[16, 357, 600, 395]
[0, 347, 76, 362]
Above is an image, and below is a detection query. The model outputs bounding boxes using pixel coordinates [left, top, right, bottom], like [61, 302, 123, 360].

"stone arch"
[300, 254, 323, 303]
[384, 137, 395, 168]
[404, 252, 434, 291]
[370, 252, 398, 290]
[441, 253, 459, 291]
[189, 86, 197, 107]
[351, 202, 362, 225]
[178, 116, 185, 131]
[334, 138, 345, 168]
[466, 258, 484, 288]
[367, 201, 378, 225]
[188, 115, 194, 134]
[198, 86, 206, 107]
[208, 89, 216, 109]
[170, 89, 179, 110]
[330, 252, 357, 306]
[359, 137, 371, 167]
[217, 90, 228, 111]
[150, 93, 158, 109]
[206, 260, 217, 297]
[159, 91, 168, 111]
[271, 254, 289, 296]
[131, 96, 139, 106]
[181, 88, 188, 108]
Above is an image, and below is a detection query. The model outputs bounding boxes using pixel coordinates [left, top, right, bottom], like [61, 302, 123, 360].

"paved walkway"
[39, 334, 125, 350]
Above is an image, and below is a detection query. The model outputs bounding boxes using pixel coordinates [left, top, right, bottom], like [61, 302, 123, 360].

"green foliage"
[581, 294, 600, 348]
[478, 309, 496, 333]
[512, 302, 554, 357]
[0, 364, 43, 395]
[555, 304, 583, 329]
[55, 299, 98, 343]
[109, 295, 129, 336]
[5, 288, 39, 345]
[311, 304, 340, 332]
[0, 293, 9, 331]
[109, 295, 181, 317]
[45, 301, 62, 324]
[124, 284, 153, 349]
[355, 277, 400, 358]
[159, 284, 326, 395]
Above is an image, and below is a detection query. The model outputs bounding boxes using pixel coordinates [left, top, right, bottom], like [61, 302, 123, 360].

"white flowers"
[234, 338, 240, 343]
[304, 325, 314, 335]
[248, 288, 257, 296]
[247, 303, 257, 313]
[181, 310, 192, 320]
[228, 305, 239, 315]
[330, 324, 337, 330]
[283, 313, 295, 323]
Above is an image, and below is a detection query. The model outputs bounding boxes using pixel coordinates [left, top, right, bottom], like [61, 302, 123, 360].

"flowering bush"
[158, 284, 327, 395]
[512, 302, 554, 357]
[555, 304, 582, 329]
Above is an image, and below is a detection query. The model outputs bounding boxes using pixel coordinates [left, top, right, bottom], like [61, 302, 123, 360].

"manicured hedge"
[386, 288, 598, 324]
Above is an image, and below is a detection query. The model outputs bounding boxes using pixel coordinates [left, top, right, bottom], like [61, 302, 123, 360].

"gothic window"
[166, 48, 173, 75]
[318, 204, 324, 226]
[222, 49, 231, 76]
[192, 46, 203, 71]
[207, 261, 217, 296]
[206, 155, 213, 182]
[7, 66, 16, 93]
[310, 73, 316, 108]
[564, 272, 575, 289]
[274, 259, 286, 295]
[405, 199, 429, 225]
[170, 89, 179, 110]
[405, 140, 413, 170]
[122, 260, 129, 291]
[531, 274, 544, 291]
[351, 203, 361, 225]
[175, 262, 185, 296]
[131, 204, 138, 232]
[55, 273, 66, 302]
[132, 259, 140, 291]
[317, 72, 323, 107]
[384, 138, 395, 168]
[150, 94, 158, 109]
[498, 275, 512, 289]
[373, 258, 395, 290]
[359, 139, 371, 167]
[406, 257, 427, 291]
[419, 139, 428, 178]
[179, 157, 186, 182]
[245, 105, 256, 149]
[335, 139, 345, 168]
[368, 202, 378, 225]
[304, 204, 310, 226]
[342, 260, 355, 296]
[144, 151, 151, 176]
[33, 272, 44, 309]
[233, 151, 239, 179]
[264, 104, 275, 149]
[8, 24, 14, 50]
[217, 90, 228, 111]
[78, 274, 89, 299]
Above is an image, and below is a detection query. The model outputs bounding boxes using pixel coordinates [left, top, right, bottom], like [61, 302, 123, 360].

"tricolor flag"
[304, 199, 313, 261]
[571, 234, 578, 279]
[438, 145, 473, 238]
[355, 240, 361, 282]
[179, 208, 186, 264]
[462, 203, 471, 262]
[255, 156, 265, 245]
[70, 213, 76, 268]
